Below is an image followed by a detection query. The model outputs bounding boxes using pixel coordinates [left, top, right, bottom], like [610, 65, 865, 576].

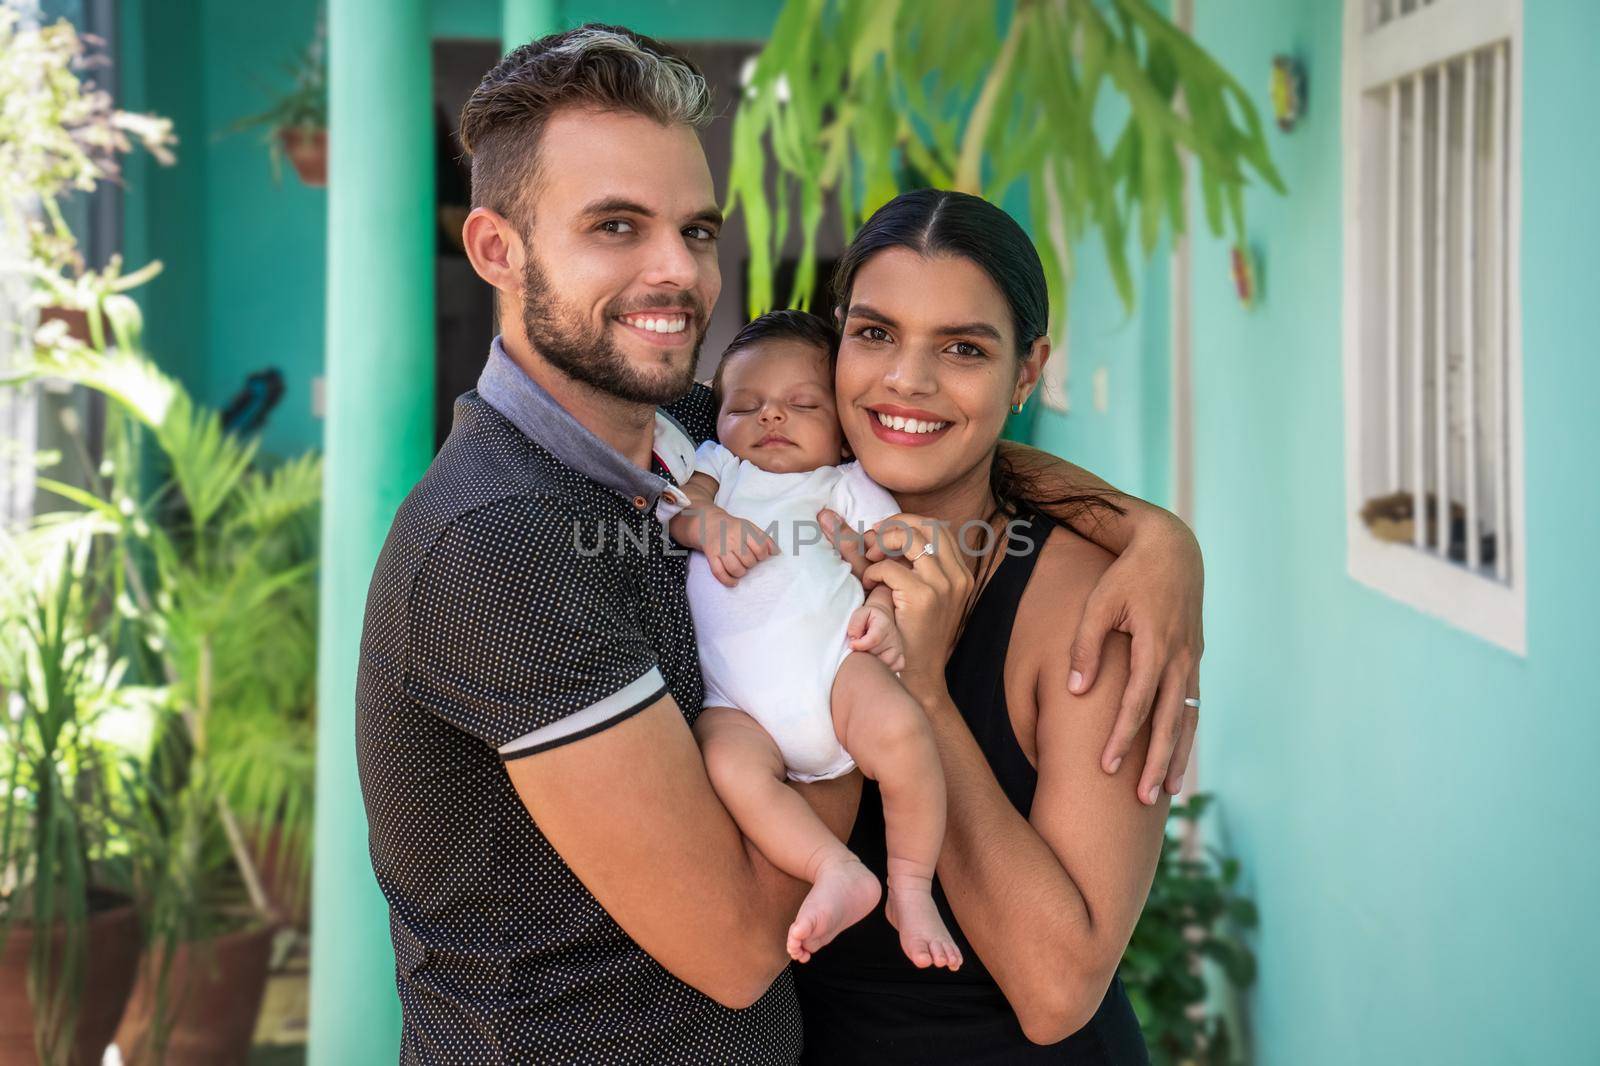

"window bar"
[1490, 42, 1509, 582]
[1461, 53, 1479, 570]
[1386, 81, 1402, 490]
[1433, 60, 1450, 557]
[1410, 70, 1427, 549]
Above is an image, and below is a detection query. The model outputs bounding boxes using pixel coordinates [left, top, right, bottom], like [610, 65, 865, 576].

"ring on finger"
[910, 542, 937, 563]
[1183, 697, 1201, 710]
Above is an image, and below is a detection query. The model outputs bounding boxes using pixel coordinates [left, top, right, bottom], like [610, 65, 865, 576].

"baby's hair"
[711, 310, 839, 412]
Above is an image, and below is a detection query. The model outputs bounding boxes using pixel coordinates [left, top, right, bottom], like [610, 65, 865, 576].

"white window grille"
[1341, 0, 1525, 654]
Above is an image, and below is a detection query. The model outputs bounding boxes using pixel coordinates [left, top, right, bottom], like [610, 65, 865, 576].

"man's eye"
[599, 219, 635, 234]
[856, 326, 890, 343]
[684, 225, 719, 242]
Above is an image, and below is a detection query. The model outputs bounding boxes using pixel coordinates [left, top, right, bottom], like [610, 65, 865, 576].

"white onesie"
[685, 441, 900, 782]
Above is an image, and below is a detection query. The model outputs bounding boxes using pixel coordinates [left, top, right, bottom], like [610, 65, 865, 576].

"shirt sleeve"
[830, 462, 902, 531]
[404, 495, 668, 760]
[692, 439, 740, 487]
[661, 382, 718, 445]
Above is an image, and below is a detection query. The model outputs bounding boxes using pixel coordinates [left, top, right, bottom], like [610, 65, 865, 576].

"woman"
[795, 189, 1171, 1063]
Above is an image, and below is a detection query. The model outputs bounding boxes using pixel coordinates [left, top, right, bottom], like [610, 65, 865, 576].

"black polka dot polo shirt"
[355, 338, 801, 1064]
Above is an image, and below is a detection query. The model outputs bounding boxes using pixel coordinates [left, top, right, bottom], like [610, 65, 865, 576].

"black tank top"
[794, 509, 1150, 1065]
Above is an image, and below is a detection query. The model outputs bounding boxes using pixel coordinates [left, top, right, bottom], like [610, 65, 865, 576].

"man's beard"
[520, 253, 706, 405]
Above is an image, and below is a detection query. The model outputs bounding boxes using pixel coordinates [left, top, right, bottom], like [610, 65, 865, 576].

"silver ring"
[912, 542, 936, 562]
[1183, 697, 1201, 709]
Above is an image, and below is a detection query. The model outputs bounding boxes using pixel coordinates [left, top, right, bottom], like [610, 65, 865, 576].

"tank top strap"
[943, 506, 1057, 814]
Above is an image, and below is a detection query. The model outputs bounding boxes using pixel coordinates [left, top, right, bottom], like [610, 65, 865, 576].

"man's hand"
[847, 597, 905, 673]
[1068, 511, 1204, 805]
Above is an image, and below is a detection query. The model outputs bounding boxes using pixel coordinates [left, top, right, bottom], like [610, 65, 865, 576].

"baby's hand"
[848, 602, 905, 673]
[699, 507, 779, 587]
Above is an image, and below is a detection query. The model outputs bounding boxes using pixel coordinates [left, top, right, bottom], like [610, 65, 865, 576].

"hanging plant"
[726, 0, 1284, 345]
[228, 16, 328, 186]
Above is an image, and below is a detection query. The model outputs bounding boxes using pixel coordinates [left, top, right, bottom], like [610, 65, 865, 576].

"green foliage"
[15, 346, 322, 942]
[3, 343, 322, 1061]
[1123, 793, 1258, 1065]
[726, 0, 1284, 335]
[0, 7, 174, 287]
[0, 527, 163, 1064]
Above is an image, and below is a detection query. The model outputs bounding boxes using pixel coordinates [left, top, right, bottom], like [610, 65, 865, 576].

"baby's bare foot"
[787, 856, 881, 963]
[885, 887, 963, 971]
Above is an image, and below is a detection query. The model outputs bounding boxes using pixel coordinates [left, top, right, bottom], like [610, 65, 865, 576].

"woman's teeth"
[621, 314, 688, 334]
[875, 411, 949, 434]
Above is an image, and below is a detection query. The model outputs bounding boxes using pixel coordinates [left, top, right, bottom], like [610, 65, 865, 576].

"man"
[355, 24, 1204, 1063]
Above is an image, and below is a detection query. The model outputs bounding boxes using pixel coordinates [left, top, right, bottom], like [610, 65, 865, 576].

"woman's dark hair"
[711, 309, 839, 411]
[831, 189, 1124, 524]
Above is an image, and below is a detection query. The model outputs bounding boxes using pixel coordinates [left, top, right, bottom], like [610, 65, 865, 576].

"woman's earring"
[1009, 398, 1026, 415]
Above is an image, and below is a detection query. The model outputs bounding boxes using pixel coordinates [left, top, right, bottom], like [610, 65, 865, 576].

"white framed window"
[1341, 0, 1525, 654]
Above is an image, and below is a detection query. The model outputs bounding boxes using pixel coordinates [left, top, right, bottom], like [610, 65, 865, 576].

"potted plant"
[0, 9, 174, 341]
[1121, 794, 1258, 1065]
[14, 341, 320, 1065]
[229, 18, 328, 186]
[0, 524, 152, 1065]
[0, 9, 173, 1063]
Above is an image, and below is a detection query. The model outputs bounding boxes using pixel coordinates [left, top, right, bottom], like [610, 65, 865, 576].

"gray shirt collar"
[477, 335, 681, 508]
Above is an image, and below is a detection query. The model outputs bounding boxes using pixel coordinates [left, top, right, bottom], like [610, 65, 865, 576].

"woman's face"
[834, 247, 1044, 502]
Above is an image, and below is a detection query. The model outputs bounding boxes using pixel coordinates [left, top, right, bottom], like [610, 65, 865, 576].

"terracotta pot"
[278, 127, 327, 187]
[36, 306, 102, 345]
[114, 923, 276, 1066]
[0, 897, 142, 1066]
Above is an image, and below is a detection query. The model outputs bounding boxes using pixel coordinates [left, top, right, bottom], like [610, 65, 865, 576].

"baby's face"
[716, 340, 845, 474]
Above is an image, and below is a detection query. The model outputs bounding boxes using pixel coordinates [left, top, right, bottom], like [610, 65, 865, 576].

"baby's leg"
[693, 706, 880, 963]
[831, 653, 963, 971]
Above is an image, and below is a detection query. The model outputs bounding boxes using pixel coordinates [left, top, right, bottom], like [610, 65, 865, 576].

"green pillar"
[307, 0, 435, 1062]
[503, 0, 561, 52]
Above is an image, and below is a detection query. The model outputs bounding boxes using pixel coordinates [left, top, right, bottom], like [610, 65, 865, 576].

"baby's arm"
[668, 472, 779, 588]
[847, 583, 905, 674]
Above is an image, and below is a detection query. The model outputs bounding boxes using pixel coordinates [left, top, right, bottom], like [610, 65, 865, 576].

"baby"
[667, 310, 962, 971]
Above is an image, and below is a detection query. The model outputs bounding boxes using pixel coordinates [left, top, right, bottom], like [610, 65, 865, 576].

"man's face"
[517, 108, 723, 405]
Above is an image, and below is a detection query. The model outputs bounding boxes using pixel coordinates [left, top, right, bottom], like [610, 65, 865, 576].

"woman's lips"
[863, 407, 953, 447]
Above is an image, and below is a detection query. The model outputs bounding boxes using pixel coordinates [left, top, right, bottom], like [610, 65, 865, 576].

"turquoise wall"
[120, 0, 208, 393]
[200, 0, 328, 460]
[1024, 239, 1173, 507]
[1043, 1, 1600, 1061]
[122, 0, 326, 458]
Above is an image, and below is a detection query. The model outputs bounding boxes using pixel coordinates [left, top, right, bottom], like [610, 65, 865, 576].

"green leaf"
[1227, 896, 1260, 928]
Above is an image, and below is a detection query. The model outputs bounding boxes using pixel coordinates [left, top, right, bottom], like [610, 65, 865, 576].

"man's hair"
[711, 310, 840, 412]
[458, 24, 713, 229]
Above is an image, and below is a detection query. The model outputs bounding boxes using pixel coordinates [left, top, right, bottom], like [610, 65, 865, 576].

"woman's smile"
[864, 403, 954, 446]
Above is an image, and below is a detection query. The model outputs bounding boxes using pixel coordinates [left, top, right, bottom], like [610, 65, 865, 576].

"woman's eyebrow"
[937, 321, 1003, 342]
[845, 303, 898, 327]
[847, 303, 1002, 343]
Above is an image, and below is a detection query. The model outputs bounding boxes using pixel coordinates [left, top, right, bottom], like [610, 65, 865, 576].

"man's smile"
[615, 311, 691, 346]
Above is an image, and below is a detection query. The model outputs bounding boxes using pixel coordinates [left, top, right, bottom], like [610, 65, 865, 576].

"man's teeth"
[622, 314, 687, 334]
[875, 411, 949, 434]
